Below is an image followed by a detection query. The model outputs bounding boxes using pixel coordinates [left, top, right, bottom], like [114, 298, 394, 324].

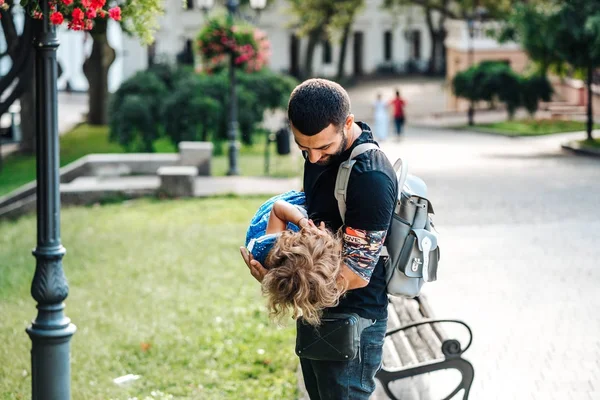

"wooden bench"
[376, 295, 474, 400]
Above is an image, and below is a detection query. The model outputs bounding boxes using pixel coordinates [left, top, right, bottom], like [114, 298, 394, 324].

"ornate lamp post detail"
[197, 0, 266, 176]
[25, 1, 77, 399]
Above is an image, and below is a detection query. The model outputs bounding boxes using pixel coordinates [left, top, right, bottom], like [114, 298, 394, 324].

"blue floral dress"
[245, 190, 307, 266]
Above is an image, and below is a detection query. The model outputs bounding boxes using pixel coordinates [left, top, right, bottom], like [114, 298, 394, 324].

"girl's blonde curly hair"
[261, 226, 346, 326]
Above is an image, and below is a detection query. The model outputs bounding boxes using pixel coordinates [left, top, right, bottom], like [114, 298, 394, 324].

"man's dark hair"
[287, 78, 350, 136]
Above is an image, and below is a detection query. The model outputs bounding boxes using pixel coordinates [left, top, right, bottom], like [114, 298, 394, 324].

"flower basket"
[19, 0, 121, 31]
[196, 16, 270, 73]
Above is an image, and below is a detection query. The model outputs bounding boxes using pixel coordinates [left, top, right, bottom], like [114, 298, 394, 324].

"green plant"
[163, 76, 223, 145]
[493, 67, 522, 119]
[196, 15, 270, 73]
[521, 75, 553, 117]
[109, 70, 167, 152]
[147, 62, 195, 90]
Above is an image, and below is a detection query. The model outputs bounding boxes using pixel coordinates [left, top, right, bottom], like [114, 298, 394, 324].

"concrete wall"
[56, 20, 148, 93]
[552, 78, 600, 116]
[444, 19, 530, 112]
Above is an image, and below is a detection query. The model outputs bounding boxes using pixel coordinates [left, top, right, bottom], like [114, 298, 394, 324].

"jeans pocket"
[361, 343, 384, 393]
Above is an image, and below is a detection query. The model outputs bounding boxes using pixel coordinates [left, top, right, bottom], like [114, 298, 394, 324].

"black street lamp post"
[198, 0, 266, 176]
[26, 2, 76, 399]
[467, 17, 475, 125]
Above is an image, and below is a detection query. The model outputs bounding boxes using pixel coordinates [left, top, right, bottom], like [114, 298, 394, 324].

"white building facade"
[152, 0, 436, 78]
[8, 0, 441, 94]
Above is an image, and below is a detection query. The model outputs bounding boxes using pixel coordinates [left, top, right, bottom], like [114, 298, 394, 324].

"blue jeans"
[299, 318, 387, 400]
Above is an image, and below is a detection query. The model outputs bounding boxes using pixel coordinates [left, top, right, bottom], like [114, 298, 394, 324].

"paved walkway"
[368, 127, 600, 400]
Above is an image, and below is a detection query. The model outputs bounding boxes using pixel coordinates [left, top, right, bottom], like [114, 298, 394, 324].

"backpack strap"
[335, 143, 380, 224]
[393, 158, 409, 194]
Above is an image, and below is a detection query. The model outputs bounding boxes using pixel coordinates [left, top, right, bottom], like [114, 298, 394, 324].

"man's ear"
[344, 114, 355, 132]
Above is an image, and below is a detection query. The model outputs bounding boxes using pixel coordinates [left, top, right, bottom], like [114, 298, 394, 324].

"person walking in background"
[389, 89, 406, 137]
[373, 92, 389, 142]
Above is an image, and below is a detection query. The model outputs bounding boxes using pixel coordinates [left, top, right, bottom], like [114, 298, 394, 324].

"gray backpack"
[335, 143, 440, 298]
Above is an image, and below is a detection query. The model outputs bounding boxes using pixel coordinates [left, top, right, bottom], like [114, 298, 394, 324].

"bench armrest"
[384, 319, 473, 357]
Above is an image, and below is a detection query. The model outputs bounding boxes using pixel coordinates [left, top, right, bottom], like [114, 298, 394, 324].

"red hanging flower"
[108, 6, 121, 21]
[49, 11, 64, 25]
[91, 0, 106, 10]
[71, 8, 84, 21]
[197, 17, 270, 73]
[26, 0, 122, 30]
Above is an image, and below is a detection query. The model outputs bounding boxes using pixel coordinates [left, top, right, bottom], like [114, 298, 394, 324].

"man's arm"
[340, 227, 387, 290]
[341, 167, 397, 290]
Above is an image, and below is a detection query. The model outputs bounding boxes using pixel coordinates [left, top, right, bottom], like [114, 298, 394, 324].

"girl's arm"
[266, 200, 309, 234]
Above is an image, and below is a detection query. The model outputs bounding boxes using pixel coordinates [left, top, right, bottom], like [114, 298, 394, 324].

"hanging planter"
[196, 16, 271, 74]
[20, 0, 122, 31]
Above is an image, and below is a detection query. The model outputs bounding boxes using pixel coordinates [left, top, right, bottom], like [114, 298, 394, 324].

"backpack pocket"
[397, 229, 439, 282]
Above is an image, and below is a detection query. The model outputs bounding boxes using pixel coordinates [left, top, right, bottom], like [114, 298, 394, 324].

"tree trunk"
[425, 7, 437, 75]
[2, 2, 35, 153]
[304, 29, 321, 78]
[468, 103, 474, 126]
[336, 21, 352, 81]
[587, 65, 594, 141]
[83, 19, 116, 125]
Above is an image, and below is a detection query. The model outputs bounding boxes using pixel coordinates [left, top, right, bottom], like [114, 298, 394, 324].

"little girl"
[242, 190, 346, 326]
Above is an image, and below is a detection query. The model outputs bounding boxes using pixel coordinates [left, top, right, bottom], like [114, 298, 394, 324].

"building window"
[177, 39, 194, 65]
[322, 40, 332, 64]
[412, 30, 421, 60]
[384, 31, 392, 61]
[184, 0, 193, 10]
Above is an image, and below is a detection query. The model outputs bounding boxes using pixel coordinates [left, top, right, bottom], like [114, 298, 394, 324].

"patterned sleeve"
[342, 226, 387, 282]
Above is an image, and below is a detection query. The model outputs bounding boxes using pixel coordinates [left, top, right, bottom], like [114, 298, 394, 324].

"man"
[389, 89, 406, 137]
[242, 78, 397, 399]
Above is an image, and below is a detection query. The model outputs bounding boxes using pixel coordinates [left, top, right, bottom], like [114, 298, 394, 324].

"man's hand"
[240, 246, 268, 283]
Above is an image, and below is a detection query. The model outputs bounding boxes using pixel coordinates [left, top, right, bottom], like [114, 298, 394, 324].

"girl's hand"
[240, 247, 268, 283]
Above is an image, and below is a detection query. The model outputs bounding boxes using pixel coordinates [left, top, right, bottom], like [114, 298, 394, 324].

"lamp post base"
[226, 140, 240, 176]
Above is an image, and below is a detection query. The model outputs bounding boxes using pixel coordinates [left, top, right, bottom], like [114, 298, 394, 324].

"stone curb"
[561, 141, 600, 157]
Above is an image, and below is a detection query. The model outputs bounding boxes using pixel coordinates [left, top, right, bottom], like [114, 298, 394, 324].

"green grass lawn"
[0, 197, 298, 400]
[577, 138, 600, 149]
[464, 119, 600, 136]
[0, 126, 302, 197]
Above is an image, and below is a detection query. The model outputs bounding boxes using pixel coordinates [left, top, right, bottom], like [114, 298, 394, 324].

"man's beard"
[315, 131, 348, 166]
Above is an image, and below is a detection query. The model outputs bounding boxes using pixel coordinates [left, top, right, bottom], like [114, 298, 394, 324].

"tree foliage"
[503, 0, 600, 140]
[499, 3, 563, 75]
[109, 65, 298, 152]
[453, 61, 553, 120]
[287, 0, 365, 77]
[111, 0, 163, 44]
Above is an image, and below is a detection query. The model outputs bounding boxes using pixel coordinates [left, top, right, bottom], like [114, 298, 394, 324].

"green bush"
[147, 62, 196, 90]
[452, 67, 478, 103]
[109, 64, 298, 152]
[521, 75, 553, 117]
[163, 76, 223, 145]
[493, 67, 522, 119]
[453, 61, 553, 120]
[109, 71, 168, 152]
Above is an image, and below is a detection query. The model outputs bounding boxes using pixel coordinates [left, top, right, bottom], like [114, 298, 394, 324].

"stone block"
[157, 166, 198, 197]
[178, 141, 213, 176]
